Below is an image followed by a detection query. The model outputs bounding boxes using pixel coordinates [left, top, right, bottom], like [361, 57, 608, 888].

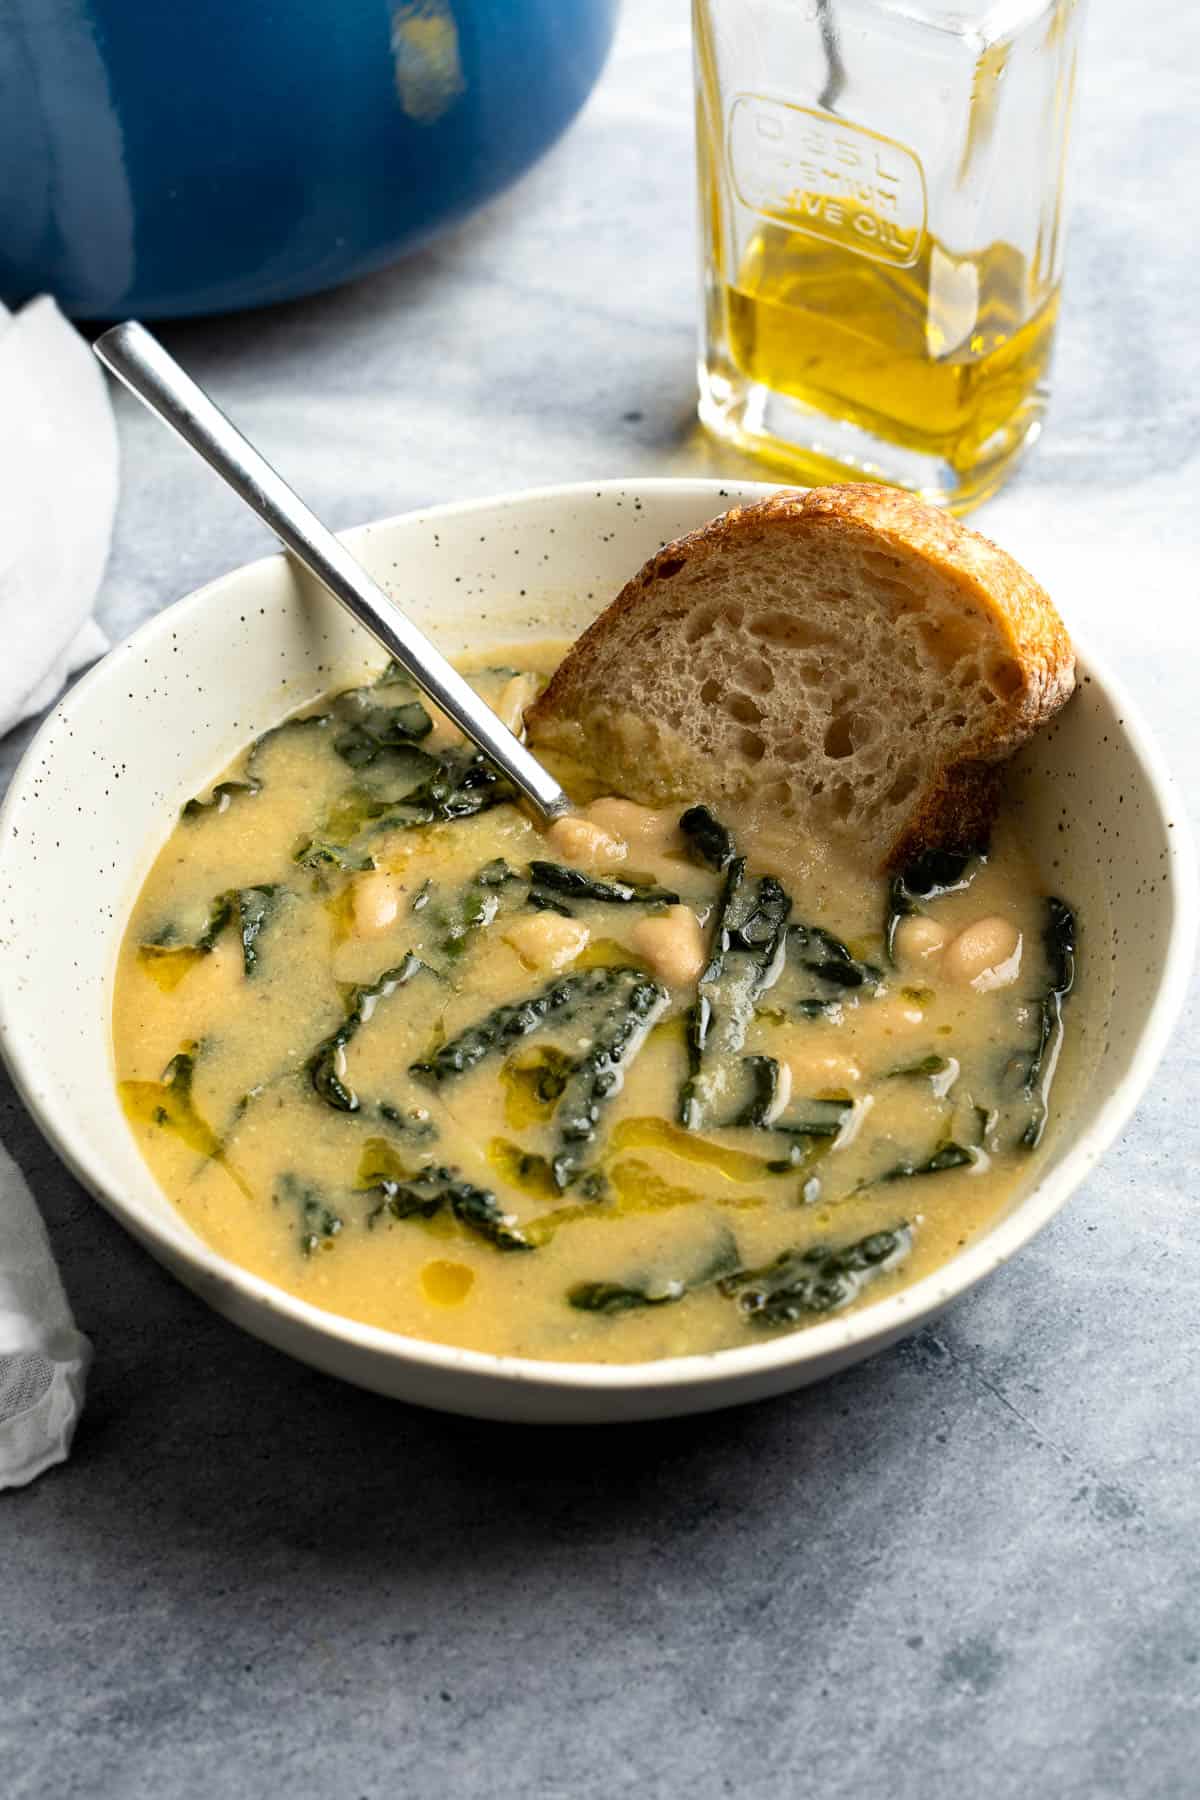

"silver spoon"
[92, 320, 571, 823]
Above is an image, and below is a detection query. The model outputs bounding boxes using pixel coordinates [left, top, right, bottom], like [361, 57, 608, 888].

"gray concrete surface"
[2, 4, 1198, 1795]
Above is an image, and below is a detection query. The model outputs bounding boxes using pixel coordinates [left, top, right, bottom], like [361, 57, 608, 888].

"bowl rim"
[2, 477, 1196, 1398]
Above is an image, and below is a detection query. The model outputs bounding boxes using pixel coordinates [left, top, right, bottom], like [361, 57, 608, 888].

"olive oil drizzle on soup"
[112, 647, 1077, 1364]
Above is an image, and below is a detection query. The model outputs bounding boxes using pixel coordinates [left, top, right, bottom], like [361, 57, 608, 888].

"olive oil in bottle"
[694, 0, 1084, 512]
[719, 223, 1058, 502]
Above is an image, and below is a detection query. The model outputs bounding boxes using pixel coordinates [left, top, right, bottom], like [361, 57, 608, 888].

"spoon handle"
[93, 320, 571, 823]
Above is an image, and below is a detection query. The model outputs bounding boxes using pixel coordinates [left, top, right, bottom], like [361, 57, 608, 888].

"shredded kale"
[719, 1226, 913, 1326]
[680, 862, 791, 1129]
[181, 778, 261, 821]
[373, 748, 518, 829]
[757, 918, 882, 1021]
[293, 838, 376, 873]
[332, 700, 433, 768]
[195, 891, 237, 954]
[527, 863, 681, 906]
[567, 1274, 693, 1315]
[869, 1142, 975, 1185]
[276, 1172, 343, 1256]
[730, 1054, 789, 1128]
[141, 884, 283, 978]
[679, 805, 737, 871]
[367, 1164, 533, 1252]
[376, 1101, 438, 1143]
[549, 972, 670, 1189]
[774, 1099, 851, 1139]
[477, 858, 519, 888]
[1019, 896, 1077, 1148]
[568, 1228, 740, 1315]
[787, 922, 882, 991]
[432, 874, 506, 962]
[411, 965, 647, 1085]
[568, 1231, 913, 1332]
[307, 953, 434, 1112]
[236, 885, 282, 976]
[526, 891, 575, 917]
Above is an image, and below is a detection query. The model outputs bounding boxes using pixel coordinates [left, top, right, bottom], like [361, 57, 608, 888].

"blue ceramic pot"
[0, 0, 618, 319]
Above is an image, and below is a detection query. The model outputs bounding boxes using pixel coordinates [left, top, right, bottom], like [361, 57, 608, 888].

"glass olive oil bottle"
[694, 0, 1084, 512]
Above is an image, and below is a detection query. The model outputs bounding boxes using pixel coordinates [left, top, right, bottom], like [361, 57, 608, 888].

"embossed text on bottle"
[727, 95, 927, 269]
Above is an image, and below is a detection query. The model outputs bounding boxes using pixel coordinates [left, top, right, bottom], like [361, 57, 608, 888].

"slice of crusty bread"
[525, 485, 1075, 872]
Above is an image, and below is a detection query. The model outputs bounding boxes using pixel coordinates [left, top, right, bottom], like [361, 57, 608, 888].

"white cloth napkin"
[0, 295, 116, 734]
[0, 1146, 92, 1487]
[0, 295, 116, 1485]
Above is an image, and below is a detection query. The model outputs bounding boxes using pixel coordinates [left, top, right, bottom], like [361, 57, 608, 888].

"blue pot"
[0, 0, 618, 319]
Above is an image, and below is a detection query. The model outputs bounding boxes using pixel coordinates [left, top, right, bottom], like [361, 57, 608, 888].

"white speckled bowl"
[1, 481, 1194, 1422]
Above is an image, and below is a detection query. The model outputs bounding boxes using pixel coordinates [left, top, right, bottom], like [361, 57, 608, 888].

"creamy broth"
[112, 646, 1078, 1363]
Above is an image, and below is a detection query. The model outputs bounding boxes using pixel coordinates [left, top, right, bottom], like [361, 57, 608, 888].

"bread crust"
[526, 486, 1075, 870]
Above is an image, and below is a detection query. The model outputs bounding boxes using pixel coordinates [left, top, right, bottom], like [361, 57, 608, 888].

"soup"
[112, 647, 1078, 1363]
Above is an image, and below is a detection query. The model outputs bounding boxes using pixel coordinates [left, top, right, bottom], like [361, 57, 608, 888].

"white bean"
[496, 673, 542, 737]
[869, 995, 928, 1037]
[943, 916, 1022, 990]
[631, 905, 706, 988]
[894, 915, 949, 964]
[778, 1039, 863, 1093]
[585, 797, 681, 855]
[545, 814, 628, 867]
[351, 872, 400, 936]
[503, 912, 590, 972]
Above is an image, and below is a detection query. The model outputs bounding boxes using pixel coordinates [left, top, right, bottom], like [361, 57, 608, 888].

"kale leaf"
[680, 861, 791, 1129]
[527, 863, 681, 906]
[276, 1172, 343, 1256]
[869, 1142, 975, 1184]
[568, 1228, 740, 1315]
[411, 965, 649, 1085]
[237, 885, 282, 975]
[1018, 895, 1077, 1148]
[293, 838, 376, 873]
[367, 1164, 533, 1252]
[307, 952, 434, 1112]
[332, 700, 433, 768]
[181, 778, 261, 821]
[720, 1226, 913, 1326]
[549, 972, 670, 1189]
[679, 805, 737, 871]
